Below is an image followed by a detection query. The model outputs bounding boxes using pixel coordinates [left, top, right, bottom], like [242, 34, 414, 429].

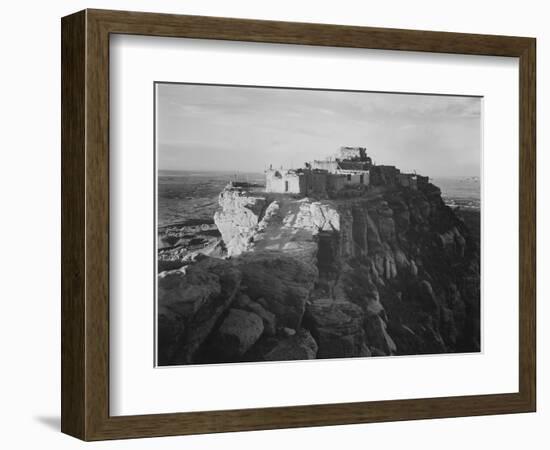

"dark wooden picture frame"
[61, 9, 536, 441]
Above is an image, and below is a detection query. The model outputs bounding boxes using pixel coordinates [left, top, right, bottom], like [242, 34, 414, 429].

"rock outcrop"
[213, 187, 268, 256]
[262, 329, 318, 361]
[305, 298, 370, 358]
[158, 181, 480, 365]
[208, 308, 264, 360]
[157, 256, 241, 365]
[235, 251, 317, 330]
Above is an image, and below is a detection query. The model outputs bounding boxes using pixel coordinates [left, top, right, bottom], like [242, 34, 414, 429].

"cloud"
[156, 83, 481, 177]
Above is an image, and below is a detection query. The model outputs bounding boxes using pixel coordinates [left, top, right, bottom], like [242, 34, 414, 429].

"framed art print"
[61, 9, 536, 440]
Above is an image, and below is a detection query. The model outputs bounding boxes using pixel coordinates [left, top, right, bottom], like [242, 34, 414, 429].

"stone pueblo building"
[265, 146, 427, 196]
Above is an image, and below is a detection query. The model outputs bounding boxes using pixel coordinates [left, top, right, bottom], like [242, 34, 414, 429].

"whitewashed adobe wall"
[265, 169, 303, 193]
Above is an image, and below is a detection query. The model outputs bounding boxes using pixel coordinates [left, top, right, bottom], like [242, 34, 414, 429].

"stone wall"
[339, 170, 369, 186]
[397, 173, 418, 190]
[370, 165, 400, 186]
[307, 171, 328, 195]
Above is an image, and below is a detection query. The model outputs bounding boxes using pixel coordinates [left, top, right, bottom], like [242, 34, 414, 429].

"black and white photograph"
[156, 83, 481, 366]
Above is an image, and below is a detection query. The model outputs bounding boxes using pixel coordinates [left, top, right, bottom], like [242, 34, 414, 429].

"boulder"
[234, 294, 277, 336]
[209, 308, 264, 360]
[263, 329, 318, 361]
[281, 327, 296, 337]
[305, 298, 368, 359]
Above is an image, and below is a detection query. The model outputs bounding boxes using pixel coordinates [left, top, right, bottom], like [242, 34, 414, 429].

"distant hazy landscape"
[433, 176, 480, 210]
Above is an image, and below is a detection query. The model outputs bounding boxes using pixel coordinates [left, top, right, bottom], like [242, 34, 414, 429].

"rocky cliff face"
[158, 183, 480, 365]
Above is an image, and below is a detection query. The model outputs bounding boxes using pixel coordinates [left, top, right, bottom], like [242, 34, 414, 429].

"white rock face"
[213, 187, 268, 256]
[286, 199, 340, 232]
[213, 186, 341, 263]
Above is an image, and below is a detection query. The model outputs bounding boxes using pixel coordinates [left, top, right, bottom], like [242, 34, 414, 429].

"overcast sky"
[156, 83, 481, 177]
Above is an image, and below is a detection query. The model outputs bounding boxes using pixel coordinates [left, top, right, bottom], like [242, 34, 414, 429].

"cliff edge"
[158, 182, 480, 365]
